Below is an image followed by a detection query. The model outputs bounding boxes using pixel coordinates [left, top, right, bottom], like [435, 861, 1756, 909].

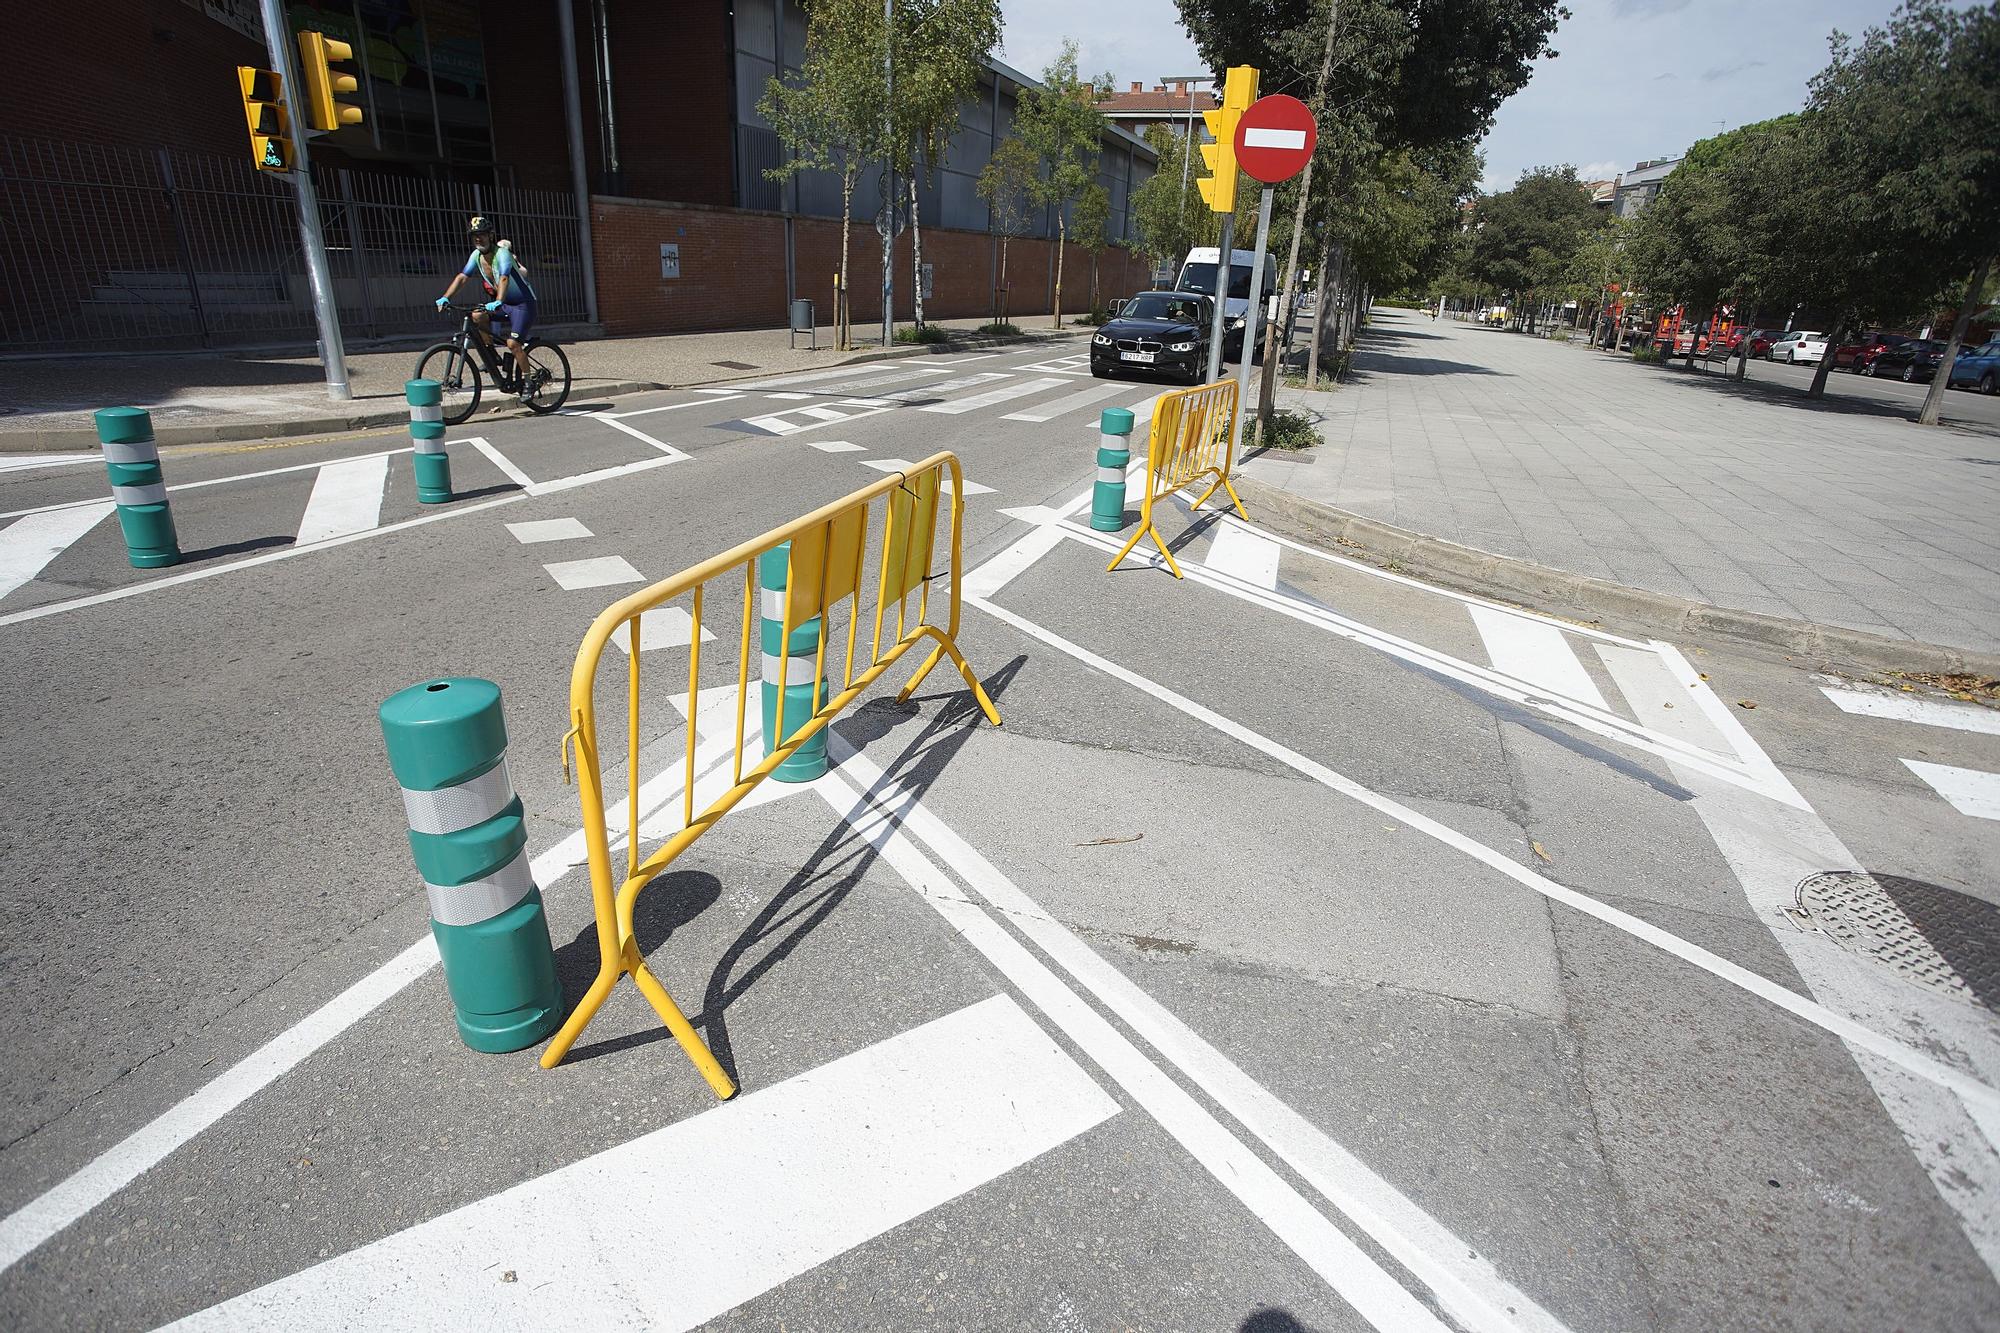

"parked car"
[1833, 330, 1910, 372]
[1090, 291, 1215, 384]
[1174, 247, 1274, 361]
[1722, 327, 1779, 358]
[1768, 330, 1829, 365]
[1866, 339, 1946, 383]
[1947, 339, 2000, 393]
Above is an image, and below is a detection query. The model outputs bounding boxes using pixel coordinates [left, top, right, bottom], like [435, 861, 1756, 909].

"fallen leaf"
[1663, 702, 1675, 709]
[1531, 840, 1553, 863]
[501, 1271, 517, 1284]
[1077, 833, 1144, 847]
[1737, 699, 1757, 709]
[1699, 672, 1710, 681]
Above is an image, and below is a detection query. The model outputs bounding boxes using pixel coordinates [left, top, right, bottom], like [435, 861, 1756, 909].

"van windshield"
[1178, 262, 1254, 299]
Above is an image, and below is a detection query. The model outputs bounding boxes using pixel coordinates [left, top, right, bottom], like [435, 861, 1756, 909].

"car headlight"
[1092, 333, 1112, 346]
[1169, 341, 1196, 352]
[1228, 317, 1246, 330]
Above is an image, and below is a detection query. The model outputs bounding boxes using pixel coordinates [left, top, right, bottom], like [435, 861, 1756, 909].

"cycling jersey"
[463, 243, 537, 305]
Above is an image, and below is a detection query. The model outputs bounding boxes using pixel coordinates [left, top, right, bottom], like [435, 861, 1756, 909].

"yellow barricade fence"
[1106, 377, 1249, 577]
[541, 452, 1002, 1093]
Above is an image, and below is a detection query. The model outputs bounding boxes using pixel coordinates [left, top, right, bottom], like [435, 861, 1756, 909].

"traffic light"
[237, 67, 292, 173]
[1196, 65, 1259, 214]
[296, 30, 364, 134]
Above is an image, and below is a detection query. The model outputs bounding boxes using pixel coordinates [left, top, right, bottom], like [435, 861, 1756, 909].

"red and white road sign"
[1233, 94, 1317, 184]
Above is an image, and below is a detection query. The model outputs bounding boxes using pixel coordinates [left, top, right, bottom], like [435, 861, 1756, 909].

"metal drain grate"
[1793, 870, 2000, 1013]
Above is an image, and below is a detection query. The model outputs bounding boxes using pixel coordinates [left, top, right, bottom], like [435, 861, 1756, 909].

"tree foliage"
[1014, 40, 1107, 324]
[1130, 124, 1215, 271]
[1465, 165, 1606, 328]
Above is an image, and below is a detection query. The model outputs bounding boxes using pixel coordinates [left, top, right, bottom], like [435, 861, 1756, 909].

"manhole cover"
[1794, 870, 2000, 1012]
[712, 360, 759, 370]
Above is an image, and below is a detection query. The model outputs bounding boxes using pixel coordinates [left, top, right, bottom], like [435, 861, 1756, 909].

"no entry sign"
[1233, 94, 1317, 184]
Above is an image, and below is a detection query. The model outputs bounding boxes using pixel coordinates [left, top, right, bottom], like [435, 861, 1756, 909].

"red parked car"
[1833, 330, 1910, 372]
[1724, 327, 1779, 358]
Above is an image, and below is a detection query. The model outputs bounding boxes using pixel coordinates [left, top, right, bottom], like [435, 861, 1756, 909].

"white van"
[1175, 246, 1276, 361]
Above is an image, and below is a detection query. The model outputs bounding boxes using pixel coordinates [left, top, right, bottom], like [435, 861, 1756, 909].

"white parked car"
[1768, 330, 1828, 364]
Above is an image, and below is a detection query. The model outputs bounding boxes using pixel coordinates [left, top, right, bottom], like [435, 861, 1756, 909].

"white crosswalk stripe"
[1818, 681, 2000, 737]
[1002, 380, 1128, 422]
[0, 503, 114, 602]
[544, 556, 645, 591]
[1901, 760, 2000, 820]
[294, 455, 389, 546]
[920, 377, 1070, 415]
[1468, 604, 1610, 710]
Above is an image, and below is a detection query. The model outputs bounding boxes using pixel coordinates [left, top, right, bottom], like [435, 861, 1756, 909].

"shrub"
[1630, 344, 1661, 363]
[1251, 407, 1321, 452]
[894, 324, 952, 344]
[977, 322, 1022, 336]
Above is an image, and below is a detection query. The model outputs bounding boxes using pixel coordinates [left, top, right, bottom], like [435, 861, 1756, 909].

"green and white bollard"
[406, 379, 452, 504]
[1091, 406, 1135, 533]
[760, 541, 828, 783]
[378, 677, 563, 1053]
[94, 407, 180, 568]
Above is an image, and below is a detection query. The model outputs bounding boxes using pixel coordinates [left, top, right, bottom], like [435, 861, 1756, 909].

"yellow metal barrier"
[541, 452, 1002, 1092]
[1107, 377, 1248, 577]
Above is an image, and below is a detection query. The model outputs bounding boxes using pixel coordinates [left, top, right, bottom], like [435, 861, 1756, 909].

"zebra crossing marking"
[0, 503, 114, 602]
[506, 518, 593, 545]
[920, 377, 1071, 415]
[1901, 760, 2000, 821]
[1002, 381, 1127, 422]
[544, 556, 645, 592]
[294, 455, 389, 546]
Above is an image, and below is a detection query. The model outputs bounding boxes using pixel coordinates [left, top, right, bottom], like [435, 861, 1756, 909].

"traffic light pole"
[1204, 213, 1234, 384]
[1230, 187, 1274, 457]
[258, 0, 350, 401]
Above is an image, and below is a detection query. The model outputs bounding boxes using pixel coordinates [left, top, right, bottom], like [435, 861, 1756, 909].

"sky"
[997, 0, 1904, 194]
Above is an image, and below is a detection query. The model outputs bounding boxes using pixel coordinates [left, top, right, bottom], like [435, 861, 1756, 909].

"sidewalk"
[1239, 308, 2000, 665]
[0, 315, 1085, 452]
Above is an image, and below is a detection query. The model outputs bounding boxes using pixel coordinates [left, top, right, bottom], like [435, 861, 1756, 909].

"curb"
[1233, 476, 2000, 680]
[0, 328, 1087, 455]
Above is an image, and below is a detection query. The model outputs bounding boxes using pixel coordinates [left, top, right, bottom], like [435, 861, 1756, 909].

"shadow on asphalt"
[1634, 358, 1999, 434]
[1344, 351, 1511, 381]
[180, 534, 292, 562]
[555, 652, 1027, 1082]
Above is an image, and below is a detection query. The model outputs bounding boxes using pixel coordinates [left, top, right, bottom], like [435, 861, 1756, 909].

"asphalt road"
[1, 339, 1996, 1331]
[1672, 346, 2000, 432]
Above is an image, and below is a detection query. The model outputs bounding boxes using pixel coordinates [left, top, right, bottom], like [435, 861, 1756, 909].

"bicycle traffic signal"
[296, 30, 365, 134]
[236, 67, 292, 173]
[1196, 66, 1260, 214]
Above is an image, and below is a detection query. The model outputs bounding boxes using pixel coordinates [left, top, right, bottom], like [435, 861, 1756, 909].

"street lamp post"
[1162, 73, 1211, 211]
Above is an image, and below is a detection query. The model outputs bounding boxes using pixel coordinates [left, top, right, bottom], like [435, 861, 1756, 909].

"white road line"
[0, 453, 101, 476]
[1467, 605, 1610, 710]
[955, 477, 996, 497]
[919, 376, 1070, 415]
[965, 594, 2000, 1117]
[805, 439, 866, 453]
[860, 458, 915, 473]
[1819, 683, 2000, 737]
[796, 406, 850, 422]
[732, 363, 948, 390]
[469, 437, 535, 491]
[505, 517, 592, 544]
[587, 414, 691, 459]
[1202, 522, 1282, 590]
[1603, 645, 2000, 1277]
[967, 465, 1145, 601]
[814, 765, 1450, 1333]
[163, 997, 1117, 1333]
[0, 503, 113, 601]
[1902, 759, 2000, 820]
[0, 493, 527, 630]
[743, 413, 802, 436]
[272, 458, 385, 545]
[0, 447, 415, 523]
[829, 742, 1571, 1333]
[608, 605, 714, 654]
[526, 453, 684, 497]
[1001, 380, 1127, 422]
[1054, 515, 1785, 803]
[604, 395, 741, 418]
[876, 371, 1011, 404]
[764, 392, 814, 401]
[543, 555, 645, 592]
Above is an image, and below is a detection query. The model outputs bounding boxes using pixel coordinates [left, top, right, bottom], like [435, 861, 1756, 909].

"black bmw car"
[1090, 291, 1215, 384]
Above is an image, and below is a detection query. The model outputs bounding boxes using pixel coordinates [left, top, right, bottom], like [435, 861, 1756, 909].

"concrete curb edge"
[1234, 475, 2000, 681]
[1, 328, 1087, 454]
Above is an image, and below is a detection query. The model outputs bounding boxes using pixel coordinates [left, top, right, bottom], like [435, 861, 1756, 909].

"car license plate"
[1122, 351, 1155, 363]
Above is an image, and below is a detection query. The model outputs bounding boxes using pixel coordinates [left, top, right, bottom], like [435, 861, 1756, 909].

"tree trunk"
[1260, 0, 1339, 438]
[909, 178, 925, 329]
[1920, 252, 1992, 426]
[838, 170, 855, 351]
[1052, 213, 1066, 329]
[1305, 233, 1333, 387]
[1731, 335, 1750, 380]
[1808, 320, 1845, 398]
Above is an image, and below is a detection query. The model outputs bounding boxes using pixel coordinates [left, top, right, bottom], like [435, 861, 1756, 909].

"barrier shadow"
[181, 534, 292, 561]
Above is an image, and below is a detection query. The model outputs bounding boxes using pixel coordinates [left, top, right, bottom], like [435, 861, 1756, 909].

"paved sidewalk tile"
[1243, 311, 2000, 655]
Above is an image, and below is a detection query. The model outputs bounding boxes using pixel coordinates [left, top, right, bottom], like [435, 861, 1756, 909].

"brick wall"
[592, 196, 1159, 336]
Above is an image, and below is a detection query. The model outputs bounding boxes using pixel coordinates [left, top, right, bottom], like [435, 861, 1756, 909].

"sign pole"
[1230, 187, 1274, 460]
[258, 0, 349, 401]
[1204, 213, 1235, 384]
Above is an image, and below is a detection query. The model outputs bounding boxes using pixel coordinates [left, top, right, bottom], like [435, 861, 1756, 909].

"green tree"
[976, 135, 1038, 323]
[1015, 40, 1106, 328]
[1074, 182, 1112, 315]
[1129, 124, 1214, 274]
[1467, 166, 1604, 332]
[889, 0, 1003, 329]
[759, 0, 886, 348]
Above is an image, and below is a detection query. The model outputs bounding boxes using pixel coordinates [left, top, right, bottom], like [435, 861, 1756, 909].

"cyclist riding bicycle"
[435, 215, 542, 400]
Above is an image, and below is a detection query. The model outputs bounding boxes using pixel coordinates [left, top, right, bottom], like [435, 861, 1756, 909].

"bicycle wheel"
[521, 339, 572, 414]
[414, 343, 482, 425]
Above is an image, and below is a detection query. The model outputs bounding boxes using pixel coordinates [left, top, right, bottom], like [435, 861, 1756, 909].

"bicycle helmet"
[467, 214, 497, 238]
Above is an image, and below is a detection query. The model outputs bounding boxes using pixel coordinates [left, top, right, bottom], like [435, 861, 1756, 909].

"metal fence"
[0, 136, 588, 355]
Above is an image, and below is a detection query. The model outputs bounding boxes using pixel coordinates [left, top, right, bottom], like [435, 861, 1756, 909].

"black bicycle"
[415, 304, 572, 425]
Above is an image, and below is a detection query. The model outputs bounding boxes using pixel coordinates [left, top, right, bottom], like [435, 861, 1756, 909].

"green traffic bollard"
[1091, 406, 1135, 533]
[406, 379, 452, 503]
[94, 407, 181, 568]
[760, 541, 829, 783]
[379, 677, 563, 1053]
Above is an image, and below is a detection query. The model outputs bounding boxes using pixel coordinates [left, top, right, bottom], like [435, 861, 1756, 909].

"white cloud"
[1578, 159, 1626, 182]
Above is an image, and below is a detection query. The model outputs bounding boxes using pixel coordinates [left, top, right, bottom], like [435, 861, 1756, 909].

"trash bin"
[789, 298, 816, 351]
